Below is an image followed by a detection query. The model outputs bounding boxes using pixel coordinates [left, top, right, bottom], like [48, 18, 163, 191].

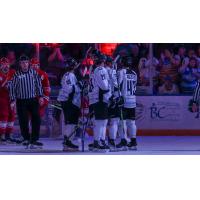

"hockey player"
[57, 58, 81, 151]
[88, 54, 111, 151]
[116, 56, 138, 150]
[105, 56, 120, 150]
[30, 58, 51, 117]
[0, 57, 16, 144]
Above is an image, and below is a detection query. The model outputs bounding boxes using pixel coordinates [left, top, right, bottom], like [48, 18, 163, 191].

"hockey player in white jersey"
[105, 56, 120, 150]
[57, 58, 81, 151]
[116, 56, 138, 150]
[88, 54, 112, 152]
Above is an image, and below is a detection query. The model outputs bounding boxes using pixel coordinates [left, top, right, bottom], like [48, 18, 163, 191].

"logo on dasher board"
[150, 102, 181, 121]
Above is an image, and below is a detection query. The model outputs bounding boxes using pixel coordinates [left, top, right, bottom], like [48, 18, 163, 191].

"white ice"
[1, 136, 200, 155]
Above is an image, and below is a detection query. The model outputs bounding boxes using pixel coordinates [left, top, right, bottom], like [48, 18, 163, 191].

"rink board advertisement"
[136, 96, 199, 130]
[13, 96, 200, 136]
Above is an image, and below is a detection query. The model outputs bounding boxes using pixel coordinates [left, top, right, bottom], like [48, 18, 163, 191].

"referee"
[192, 80, 200, 112]
[9, 55, 44, 147]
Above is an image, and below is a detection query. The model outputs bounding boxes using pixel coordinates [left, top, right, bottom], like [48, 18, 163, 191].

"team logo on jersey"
[41, 75, 44, 80]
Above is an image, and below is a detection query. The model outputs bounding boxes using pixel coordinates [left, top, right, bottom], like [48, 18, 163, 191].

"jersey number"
[127, 80, 136, 95]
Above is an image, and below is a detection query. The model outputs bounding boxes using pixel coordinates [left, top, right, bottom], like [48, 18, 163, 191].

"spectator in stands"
[47, 46, 66, 85]
[138, 43, 149, 58]
[179, 57, 200, 94]
[158, 75, 180, 95]
[158, 48, 180, 84]
[6, 50, 17, 70]
[177, 45, 186, 60]
[138, 56, 159, 86]
[188, 48, 196, 59]
[196, 46, 200, 67]
[145, 54, 160, 93]
[138, 58, 149, 86]
[48, 46, 65, 66]
[174, 45, 186, 65]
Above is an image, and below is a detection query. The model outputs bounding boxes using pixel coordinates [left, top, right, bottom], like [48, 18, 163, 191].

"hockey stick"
[50, 103, 62, 110]
[81, 97, 85, 152]
[64, 111, 93, 141]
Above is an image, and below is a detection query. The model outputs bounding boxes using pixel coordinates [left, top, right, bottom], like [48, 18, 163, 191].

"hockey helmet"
[106, 56, 113, 64]
[95, 54, 107, 65]
[121, 56, 133, 67]
[65, 58, 78, 70]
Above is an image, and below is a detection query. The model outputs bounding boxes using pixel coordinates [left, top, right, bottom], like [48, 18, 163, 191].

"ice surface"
[1, 136, 200, 155]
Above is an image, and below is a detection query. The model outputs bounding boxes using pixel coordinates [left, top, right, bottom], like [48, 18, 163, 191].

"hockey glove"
[109, 95, 116, 108]
[116, 96, 124, 107]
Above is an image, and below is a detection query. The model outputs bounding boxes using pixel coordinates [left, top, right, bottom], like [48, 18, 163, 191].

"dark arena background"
[1, 43, 200, 154]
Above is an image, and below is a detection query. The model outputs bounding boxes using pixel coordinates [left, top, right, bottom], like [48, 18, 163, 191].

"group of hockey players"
[57, 49, 138, 152]
[0, 48, 138, 152]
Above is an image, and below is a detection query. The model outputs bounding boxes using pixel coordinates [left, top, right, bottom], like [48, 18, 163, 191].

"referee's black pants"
[16, 98, 41, 142]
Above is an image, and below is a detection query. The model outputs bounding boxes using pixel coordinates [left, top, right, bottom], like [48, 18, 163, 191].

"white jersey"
[57, 72, 81, 108]
[118, 68, 137, 108]
[88, 65, 111, 105]
[105, 66, 119, 98]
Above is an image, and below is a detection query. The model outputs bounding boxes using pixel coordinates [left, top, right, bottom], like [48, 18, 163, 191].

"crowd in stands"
[114, 43, 200, 95]
[0, 43, 200, 95]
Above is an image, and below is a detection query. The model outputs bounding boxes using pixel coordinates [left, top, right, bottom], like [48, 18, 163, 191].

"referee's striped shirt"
[9, 68, 43, 101]
[193, 80, 200, 103]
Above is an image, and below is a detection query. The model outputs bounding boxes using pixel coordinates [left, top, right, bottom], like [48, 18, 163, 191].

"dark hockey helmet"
[95, 54, 107, 65]
[65, 58, 78, 70]
[106, 56, 113, 64]
[90, 48, 101, 60]
[119, 56, 133, 68]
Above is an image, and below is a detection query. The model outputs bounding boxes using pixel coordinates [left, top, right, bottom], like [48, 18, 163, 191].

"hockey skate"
[29, 141, 43, 149]
[108, 138, 117, 152]
[88, 143, 94, 151]
[23, 140, 30, 149]
[127, 138, 137, 151]
[116, 139, 128, 151]
[5, 137, 21, 145]
[92, 140, 107, 153]
[63, 137, 79, 152]
[100, 140, 110, 152]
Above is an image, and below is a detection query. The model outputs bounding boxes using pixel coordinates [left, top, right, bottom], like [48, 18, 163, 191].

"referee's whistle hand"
[10, 101, 16, 111]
